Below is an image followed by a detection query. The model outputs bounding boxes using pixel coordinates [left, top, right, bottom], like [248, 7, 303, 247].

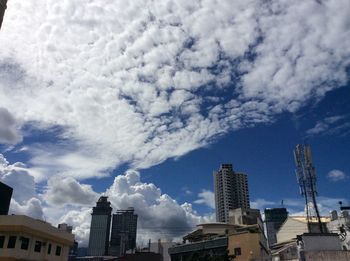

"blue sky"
[0, 0, 350, 246]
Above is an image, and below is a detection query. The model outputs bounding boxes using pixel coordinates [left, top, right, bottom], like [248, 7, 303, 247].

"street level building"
[0, 215, 74, 261]
[110, 208, 138, 257]
[264, 208, 288, 247]
[276, 216, 330, 244]
[0, 181, 13, 215]
[213, 164, 250, 223]
[88, 196, 112, 256]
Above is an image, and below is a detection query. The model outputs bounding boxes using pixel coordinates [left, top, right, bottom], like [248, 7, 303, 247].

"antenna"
[294, 144, 324, 233]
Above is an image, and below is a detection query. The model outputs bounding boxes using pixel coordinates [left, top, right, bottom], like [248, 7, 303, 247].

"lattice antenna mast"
[294, 144, 324, 233]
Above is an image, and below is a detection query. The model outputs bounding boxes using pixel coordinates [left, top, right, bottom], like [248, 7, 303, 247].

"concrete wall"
[304, 251, 350, 261]
[228, 232, 269, 261]
[277, 218, 307, 243]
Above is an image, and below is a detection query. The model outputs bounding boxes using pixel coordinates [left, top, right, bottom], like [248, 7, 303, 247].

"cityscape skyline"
[0, 0, 349, 250]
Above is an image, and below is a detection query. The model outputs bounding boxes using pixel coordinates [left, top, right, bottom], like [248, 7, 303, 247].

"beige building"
[276, 216, 330, 243]
[228, 225, 269, 261]
[0, 215, 74, 261]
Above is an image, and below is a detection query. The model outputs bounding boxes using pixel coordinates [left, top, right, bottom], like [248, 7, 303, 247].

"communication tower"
[294, 144, 324, 233]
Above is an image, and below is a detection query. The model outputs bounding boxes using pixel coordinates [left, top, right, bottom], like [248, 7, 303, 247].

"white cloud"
[194, 189, 215, 209]
[0, 0, 349, 180]
[9, 198, 44, 220]
[327, 169, 347, 182]
[250, 198, 275, 210]
[306, 115, 349, 137]
[43, 176, 99, 206]
[58, 170, 214, 246]
[0, 108, 22, 144]
[0, 154, 36, 203]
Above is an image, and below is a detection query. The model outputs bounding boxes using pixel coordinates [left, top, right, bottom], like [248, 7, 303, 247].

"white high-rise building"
[213, 164, 250, 223]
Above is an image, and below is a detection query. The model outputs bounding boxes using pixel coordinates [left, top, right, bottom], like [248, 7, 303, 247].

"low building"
[169, 221, 269, 261]
[228, 225, 269, 261]
[229, 208, 261, 226]
[327, 210, 350, 251]
[183, 222, 238, 243]
[272, 232, 349, 261]
[169, 237, 228, 261]
[276, 216, 330, 244]
[0, 215, 74, 261]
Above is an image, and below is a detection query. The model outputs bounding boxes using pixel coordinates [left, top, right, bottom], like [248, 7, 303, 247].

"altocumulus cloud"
[0, 0, 349, 179]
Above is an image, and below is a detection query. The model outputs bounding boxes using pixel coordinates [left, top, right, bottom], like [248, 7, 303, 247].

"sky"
[0, 0, 350, 247]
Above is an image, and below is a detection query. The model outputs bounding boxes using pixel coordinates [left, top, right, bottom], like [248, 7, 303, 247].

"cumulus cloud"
[9, 198, 44, 220]
[0, 108, 22, 144]
[194, 189, 215, 209]
[43, 176, 99, 206]
[59, 170, 214, 246]
[327, 169, 347, 182]
[0, 154, 44, 219]
[0, 0, 349, 179]
[0, 154, 37, 203]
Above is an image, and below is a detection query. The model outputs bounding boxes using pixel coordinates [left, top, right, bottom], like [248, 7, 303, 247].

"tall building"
[88, 196, 112, 256]
[110, 207, 138, 257]
[0, 181, 13, 215]
[213, 164, 250, 223]
[0, 0, 7, 29]
[264, 208, 288, 247]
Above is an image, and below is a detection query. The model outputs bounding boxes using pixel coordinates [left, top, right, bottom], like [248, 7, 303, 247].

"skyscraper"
[88, 196, 112, 256]
[110, 207, 138, 257]
[0, 181, 13, 215]
[0, 0, 7, 30]
[264, 208, 288, 247]
[214, 164, 250, 223]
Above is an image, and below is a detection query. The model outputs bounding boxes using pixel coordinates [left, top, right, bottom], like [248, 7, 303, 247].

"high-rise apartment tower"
[110, 207, 138, 257]
[88, 196, 112, 256]
[214, 164, 250, 223]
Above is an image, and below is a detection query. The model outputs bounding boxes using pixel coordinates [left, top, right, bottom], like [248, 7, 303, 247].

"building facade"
[0, 215, 74, 261]
[213, 164, 250, 223]
[110, 208, 138, 257]
[88, 196, 112, 256]
[0, 181, 12, 215]
[264, 208, 288, 247]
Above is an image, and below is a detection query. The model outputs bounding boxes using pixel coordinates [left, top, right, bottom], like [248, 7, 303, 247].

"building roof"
[289, 216, 331, 223]
[0, 215, 74, 245]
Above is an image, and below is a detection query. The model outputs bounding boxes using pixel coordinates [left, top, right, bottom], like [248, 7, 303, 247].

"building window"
[48, 243, 52, 254]
[56, 245, 62, 256]
[34, 241, 42, 252]
[0, 236, 5, 248]
[234, 247, 241, 256]
[20, 237, 29, 250]
[7, 236, 16, 248]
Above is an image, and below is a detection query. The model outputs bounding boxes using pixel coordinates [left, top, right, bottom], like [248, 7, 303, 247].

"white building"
[0, 215, 74, 261]
[327, 210, 350, 251]
[276, 216, 330, 244]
